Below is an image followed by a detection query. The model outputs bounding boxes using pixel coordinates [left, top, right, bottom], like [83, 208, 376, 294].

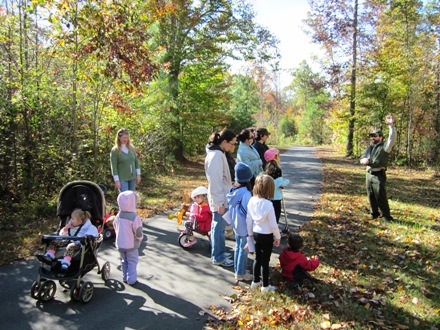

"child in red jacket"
[279, 233, 320, 289]
[183, 186, 212, 247]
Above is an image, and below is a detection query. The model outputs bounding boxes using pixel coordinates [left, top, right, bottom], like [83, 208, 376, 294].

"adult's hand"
[136, 174, 141, 184]
[273, 239, 280, 247]
[218, 206, 226, 215]
[115, 180, 121, 190]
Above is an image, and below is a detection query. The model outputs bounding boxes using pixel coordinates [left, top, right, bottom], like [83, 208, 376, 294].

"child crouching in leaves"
[279, 233, 320, 290]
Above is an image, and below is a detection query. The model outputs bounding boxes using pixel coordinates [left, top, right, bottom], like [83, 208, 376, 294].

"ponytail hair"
[236, 128, 254, 143]
[208, 129, 236, 145]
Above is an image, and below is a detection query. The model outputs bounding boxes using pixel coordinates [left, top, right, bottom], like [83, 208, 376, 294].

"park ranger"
[360, 115, 397, 222]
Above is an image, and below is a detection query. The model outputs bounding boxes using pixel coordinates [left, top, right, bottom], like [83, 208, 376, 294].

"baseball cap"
[369, 129, 383, 137]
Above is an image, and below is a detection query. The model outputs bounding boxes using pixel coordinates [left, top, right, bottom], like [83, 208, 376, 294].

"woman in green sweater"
[110, 128, 141, 192]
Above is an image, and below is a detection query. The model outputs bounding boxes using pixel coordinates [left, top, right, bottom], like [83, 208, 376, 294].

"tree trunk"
[19, 0, 34, 193]
[433, 38, 440, 172]
[345, 0, 358, 157]
[169, 66, 184, 161]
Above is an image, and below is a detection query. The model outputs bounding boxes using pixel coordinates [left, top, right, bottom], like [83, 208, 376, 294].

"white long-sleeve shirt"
[205, 146, 232, 212]
[246, 196, 281, 240]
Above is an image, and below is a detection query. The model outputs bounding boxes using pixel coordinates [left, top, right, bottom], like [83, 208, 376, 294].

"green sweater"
[110, 147, 140, 181]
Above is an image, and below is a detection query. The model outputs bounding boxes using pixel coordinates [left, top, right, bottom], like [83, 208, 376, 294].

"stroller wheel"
[38, 280, 56, 302]
[79, 281, 94, 303]
[30, 281, 40, 299]
[101, 261, 111, 281]
[70, 281, 83, 302]
[103, 228, 113, 240]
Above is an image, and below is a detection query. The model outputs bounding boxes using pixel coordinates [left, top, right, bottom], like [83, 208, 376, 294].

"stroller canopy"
[57, 181, 106, 224]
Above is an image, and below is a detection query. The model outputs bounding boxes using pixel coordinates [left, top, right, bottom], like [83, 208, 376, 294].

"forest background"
[0, 0, 439, 254]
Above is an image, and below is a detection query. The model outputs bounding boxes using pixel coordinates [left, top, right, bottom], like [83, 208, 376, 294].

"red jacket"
[279, 248, 320, 281]
[194, 203, 212, 232]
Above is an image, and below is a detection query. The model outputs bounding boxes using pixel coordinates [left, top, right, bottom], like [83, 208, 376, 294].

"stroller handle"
[42, 235, 95, 246]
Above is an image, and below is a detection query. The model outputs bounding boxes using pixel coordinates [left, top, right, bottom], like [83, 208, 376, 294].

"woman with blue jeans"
[110, 128, 141, 192]
[227, 162, 253, 281]
[205, 129, 236, 267]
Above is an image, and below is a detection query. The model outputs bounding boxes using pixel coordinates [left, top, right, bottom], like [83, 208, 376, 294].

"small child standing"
[264, 148, 289, 224]
[113, 190, 144, 285]
[227, 162, 253, 282]
[37, 208, 98, 270]
[183, 186, 212, 247]
[279, 234, 320, 289]
[246, 173, 281, 292]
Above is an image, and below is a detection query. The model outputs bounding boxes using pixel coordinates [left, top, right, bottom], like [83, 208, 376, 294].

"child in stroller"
[31, 181, 110, 304]
[37, 208, 98, 271]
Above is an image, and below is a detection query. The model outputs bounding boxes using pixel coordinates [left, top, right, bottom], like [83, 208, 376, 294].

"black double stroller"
[31, 181, 111, 303]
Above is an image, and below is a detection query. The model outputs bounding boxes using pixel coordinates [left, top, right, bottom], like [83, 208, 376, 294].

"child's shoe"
[59, 259, 71, 271]
[235, 272, 253, 281]
[261, 285, 276, 292]
[212, 258, 234, 267]
[37, 251, 55, 265]
[183, 237, 197, 248]
[250, 281, 262, 289]
[304, 272, 320, 283]
[291, 282, 302, 293]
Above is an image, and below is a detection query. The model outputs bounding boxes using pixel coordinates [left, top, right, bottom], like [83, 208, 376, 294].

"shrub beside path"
[0, 146, 321, 330]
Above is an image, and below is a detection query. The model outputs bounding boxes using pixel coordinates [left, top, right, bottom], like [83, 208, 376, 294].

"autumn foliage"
[206, 146, 440, 329]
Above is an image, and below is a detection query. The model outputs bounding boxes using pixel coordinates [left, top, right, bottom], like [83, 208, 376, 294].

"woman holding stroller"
[110, 128, 141, 192]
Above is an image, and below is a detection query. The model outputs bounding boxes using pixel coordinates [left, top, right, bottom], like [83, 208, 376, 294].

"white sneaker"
[250, 281, 262, 289]
[235, 272, 253, 281]
[261, 285, 276, 292]
[220, 258, 234, 267]
[213, 258, 234, 267]
[224, 252, 232, 258]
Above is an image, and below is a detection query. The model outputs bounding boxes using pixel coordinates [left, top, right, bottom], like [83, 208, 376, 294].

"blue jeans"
[211, 211, 227, 263]
[120, 179, 136, 192]
[234, 234, 248, 275]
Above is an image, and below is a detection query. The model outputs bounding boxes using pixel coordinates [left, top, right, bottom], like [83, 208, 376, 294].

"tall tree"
[288, 61, 330, 145]
[306, 0, 361, 156]
[227, 73, 260, 133]
[148, 0, 278, 160]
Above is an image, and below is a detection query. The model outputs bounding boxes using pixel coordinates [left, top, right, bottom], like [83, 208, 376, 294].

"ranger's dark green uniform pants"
[366, 170, 391, 220]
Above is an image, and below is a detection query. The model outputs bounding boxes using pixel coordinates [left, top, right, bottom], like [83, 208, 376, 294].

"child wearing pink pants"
[113, 191, 144, 285]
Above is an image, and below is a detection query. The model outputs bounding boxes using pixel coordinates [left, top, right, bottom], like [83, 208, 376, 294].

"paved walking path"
[0, 146, 322, 330]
